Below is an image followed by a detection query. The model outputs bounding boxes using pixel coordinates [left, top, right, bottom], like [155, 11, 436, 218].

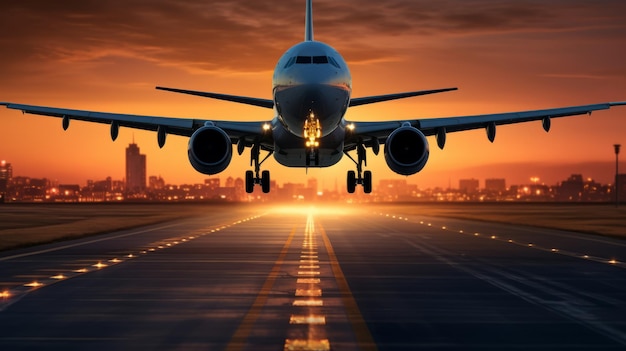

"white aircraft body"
[2, 0, 625, 194]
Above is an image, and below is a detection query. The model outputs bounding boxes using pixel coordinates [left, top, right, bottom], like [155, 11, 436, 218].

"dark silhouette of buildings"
[126, 143, 146, 195]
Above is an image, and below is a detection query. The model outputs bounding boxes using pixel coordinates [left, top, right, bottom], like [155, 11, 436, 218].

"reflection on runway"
[0, 205, 625, 350]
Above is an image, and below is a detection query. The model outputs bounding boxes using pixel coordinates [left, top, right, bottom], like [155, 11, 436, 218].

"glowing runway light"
[551, 248, 559, 252]
[609, 259, 618, 264]
[127, 254, 135, 258]
[24, 281, 43, 288]
[109, 258, 121, 263]
[51, 274, 66, 280]
[0, 291, 10, 298]
[93, 262, 108, 269]
[74, 268, 88, 273]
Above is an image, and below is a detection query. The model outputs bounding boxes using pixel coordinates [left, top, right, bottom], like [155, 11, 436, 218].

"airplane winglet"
[610, 101, 626, 107]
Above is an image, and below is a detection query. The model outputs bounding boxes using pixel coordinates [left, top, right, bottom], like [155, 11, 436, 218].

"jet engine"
[188, 125, 232, 175]
[384, 125, 429, 175]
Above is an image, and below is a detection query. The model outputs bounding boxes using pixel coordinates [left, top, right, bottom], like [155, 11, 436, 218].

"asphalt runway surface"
[0, 204, 625, 350]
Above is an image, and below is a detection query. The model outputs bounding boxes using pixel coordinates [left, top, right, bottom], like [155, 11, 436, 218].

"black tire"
[363, 170, 372, 194]
[347, 170, 356, 193]
[261, 170, 271, 193]
[245, 170, 254, 193]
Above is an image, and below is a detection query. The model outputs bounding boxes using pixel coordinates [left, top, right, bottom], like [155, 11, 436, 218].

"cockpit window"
[328, 56, 341, 68]
[312, 56, 328, 64]
[296, 56, 312, 64]
[287, 55, 340, 68]
[283, 56, 296, 68]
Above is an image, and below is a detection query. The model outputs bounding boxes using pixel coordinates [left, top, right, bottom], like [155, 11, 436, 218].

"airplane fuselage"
[271, 41, 352, 167]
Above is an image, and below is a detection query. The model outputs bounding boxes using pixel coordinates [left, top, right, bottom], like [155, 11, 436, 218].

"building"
[0, 160, 12, 202]
[485, 178, 506, 192]
[126, 143, 146, 194]
[459, 179, 479, 194]
[557, 174, 584, 201]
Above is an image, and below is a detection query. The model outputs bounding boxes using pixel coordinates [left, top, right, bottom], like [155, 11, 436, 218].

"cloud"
[0, 0, 624, 77]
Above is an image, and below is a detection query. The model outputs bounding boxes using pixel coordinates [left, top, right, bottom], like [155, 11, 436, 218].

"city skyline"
[3, 152, 625, 203]
[0, 1, 625, 188]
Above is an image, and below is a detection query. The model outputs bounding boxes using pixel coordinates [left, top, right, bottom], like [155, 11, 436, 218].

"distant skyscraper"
[459, 179, 479, 193]
[0, 160, 12, 195]
[485, 178, 506, 192]
[126, 143, 146, 193]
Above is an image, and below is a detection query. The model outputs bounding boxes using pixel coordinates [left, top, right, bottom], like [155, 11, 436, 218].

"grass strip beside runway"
[379, 203, 626, 238]
[0, 203, 232, 251]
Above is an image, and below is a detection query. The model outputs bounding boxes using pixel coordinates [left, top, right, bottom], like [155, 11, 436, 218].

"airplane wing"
[156, 86, 274, 109]
[0, 102, 271, 147]
[345, 102, 626, 150]
[349, 87, 457, 107]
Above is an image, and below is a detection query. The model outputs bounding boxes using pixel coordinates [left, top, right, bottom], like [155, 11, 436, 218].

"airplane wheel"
[261, 170, 271, 193]
[363, 170, 372, 194]
[245, 170, 254, 193]
[347, 171, 356, 193]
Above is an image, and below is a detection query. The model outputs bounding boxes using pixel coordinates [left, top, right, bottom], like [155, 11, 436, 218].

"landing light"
[263, 123, 271, 131]
[347, 123, 355, 131]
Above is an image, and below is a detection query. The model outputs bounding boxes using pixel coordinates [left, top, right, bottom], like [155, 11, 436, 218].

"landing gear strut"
[345, 141, 372, 194]
[245, 143, 273, 193]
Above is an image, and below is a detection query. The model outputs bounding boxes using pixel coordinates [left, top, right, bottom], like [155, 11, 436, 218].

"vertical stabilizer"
[305, 0, 314, 41]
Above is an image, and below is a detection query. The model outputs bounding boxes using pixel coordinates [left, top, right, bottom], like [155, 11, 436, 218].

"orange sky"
[1, 0, 625, 189]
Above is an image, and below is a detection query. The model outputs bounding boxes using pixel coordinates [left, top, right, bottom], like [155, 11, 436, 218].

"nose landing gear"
[345, 141, 372, 193]
[304, 112, 321, 167]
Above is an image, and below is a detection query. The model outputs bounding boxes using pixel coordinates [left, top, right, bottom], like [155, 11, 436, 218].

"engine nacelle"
[188, 125, 232, 175]
[384, 125, 429, 175]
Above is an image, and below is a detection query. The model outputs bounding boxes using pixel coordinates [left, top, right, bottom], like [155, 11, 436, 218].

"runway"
[1, 204, 625, 350]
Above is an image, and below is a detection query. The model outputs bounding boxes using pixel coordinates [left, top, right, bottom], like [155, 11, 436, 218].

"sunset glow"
[1, 0, 625, 188]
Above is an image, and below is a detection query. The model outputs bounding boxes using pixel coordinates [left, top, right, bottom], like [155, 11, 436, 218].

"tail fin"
[305, 0, 314, 41]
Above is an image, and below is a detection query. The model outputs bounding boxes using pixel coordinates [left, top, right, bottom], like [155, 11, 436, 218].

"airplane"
[2, 0, 625, 194]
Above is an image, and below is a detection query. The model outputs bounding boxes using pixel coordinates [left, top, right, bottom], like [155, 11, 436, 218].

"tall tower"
[126, 143, 146, 194]
[0, 160, 12, 201]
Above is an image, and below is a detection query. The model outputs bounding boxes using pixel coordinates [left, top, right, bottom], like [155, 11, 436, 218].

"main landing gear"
[245, 143, 273, 193]
[345, 141, 372, 194]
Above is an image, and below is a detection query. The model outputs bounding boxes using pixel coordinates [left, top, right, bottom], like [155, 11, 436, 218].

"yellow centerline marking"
[225, 226, 297, 351]
[320, 224, 378, 351]
[293, 300, 324, 307]
[289, 315, 326, 324]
